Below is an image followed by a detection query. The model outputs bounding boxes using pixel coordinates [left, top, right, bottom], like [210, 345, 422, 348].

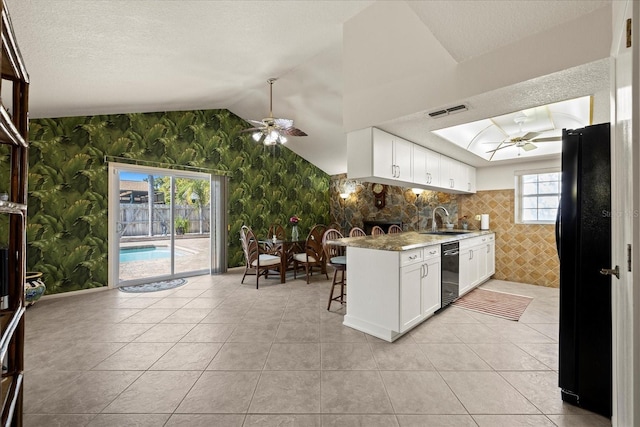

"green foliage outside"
[0, 109, 329, 294]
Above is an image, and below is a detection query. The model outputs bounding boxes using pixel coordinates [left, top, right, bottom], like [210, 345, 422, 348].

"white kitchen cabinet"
[400, 254, 424, 332]
[413, 145, 440, 187]
[459, 234, 495, 296]
[368, 127, 412, 181]
[347, 127, 475, 193]
[422, 246, 441, 316]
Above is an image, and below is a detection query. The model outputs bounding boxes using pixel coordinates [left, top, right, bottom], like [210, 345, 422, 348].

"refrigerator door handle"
[599, 266, 620, 279]
[555, 199, 561, 261]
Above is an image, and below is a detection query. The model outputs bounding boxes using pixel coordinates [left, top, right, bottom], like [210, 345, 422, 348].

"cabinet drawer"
[423, 246, 440, 260]
[460, 236, 482, 250]
[400, 249, 423, 266]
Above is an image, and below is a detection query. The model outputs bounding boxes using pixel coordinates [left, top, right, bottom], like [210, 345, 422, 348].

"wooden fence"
[119, 204, 210, 236]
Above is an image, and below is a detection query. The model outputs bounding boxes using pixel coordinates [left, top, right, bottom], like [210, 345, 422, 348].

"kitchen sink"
[420, 231, 471, 235]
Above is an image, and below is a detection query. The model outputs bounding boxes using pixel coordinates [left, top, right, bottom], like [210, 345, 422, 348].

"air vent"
[428, 110, 448, 118]
[446, 104, 468, 114]
[428, 104, 468, 118]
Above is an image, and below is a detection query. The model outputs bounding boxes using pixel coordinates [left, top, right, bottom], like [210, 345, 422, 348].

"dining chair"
[293, 224, 329, 283]
[240, 225, 282, 289]
[322, 228, 346, 310]
[388, 224, 403, 234]
[267, 224, 286, 240]
[328, 222, 342, 233]
[349, 227, 366, 237]
[371, 225, 385, 236]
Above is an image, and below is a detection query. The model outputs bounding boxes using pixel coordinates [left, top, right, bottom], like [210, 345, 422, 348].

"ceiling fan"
[485, 115, 560, 154]
[243, 78, 308, 145]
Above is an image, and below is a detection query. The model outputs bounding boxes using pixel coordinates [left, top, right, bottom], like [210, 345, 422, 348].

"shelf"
[0, 200, 26, 214]
[1, 7, 28, 83]
[0, 306, 25, 362]
[1, 373, 22, 427]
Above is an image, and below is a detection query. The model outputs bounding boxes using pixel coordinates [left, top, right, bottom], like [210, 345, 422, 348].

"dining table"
[259, 238, 305, 283]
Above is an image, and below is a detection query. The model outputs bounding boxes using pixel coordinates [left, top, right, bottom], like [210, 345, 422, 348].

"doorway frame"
[107, 162, 215, 287]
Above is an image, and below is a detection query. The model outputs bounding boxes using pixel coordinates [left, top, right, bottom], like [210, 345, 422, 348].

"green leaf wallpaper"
[3, 109, 330, 294]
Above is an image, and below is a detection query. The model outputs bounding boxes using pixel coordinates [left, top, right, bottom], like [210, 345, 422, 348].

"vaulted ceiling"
[6, 0, 612, 175]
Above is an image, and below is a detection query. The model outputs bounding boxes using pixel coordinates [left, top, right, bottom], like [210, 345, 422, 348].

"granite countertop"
[333, 230, 494, 251]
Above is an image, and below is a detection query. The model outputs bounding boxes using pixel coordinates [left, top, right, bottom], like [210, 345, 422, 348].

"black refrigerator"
[557, 122, 611, 418]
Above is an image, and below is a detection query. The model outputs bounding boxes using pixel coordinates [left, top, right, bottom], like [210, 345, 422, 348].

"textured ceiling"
[5, 0, 612, 174]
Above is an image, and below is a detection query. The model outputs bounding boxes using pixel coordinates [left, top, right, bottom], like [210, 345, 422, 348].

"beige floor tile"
[321, 343, 377, 370]
[33, 342, 125, 371]
[431, 307, 480, 323]
[160, 307, 213, 323]
[499, 371, 590, 415]
[515, 342, 559, 370]
[450, 323, 510, 343]
[93, 342, 173, 370]
[526, 323, 559, 342]
[408, 322, 462, 343]
[200, 307, 249, 323]
[467, 343, 551, 371]
[24, 414, 96, 427]
[165, 414, 245, 426]
[87, 413, 170, 427]
[119, 308, 177, 323]
[381, 371, 467, 414]
[179, 323, 236, 342]
[440, 371, 540, 415]
[419, 343, 491, 371]
[227, 322, 279, 342]
[207, 342, 271, 370]
[176, 371, 260, 413]
[22, 369, 84, 413]
[133, 323, 196, 342]
[264, 343, 321, 370]
[181, 297, 225, 309]
[369, 341, 435, 370]
[84, 322, 155, 342]
[244, 414, 321, 426]
[472, 414, 556, 426]
[147, 297, 193, 309]
[150, 342, 222, 370]
[249, 371, 321, 413]
[322, 414, 399, 426]
[320, 320, 368, 343]
[546, 414, 612, 426]
[275, 322, 320, 342]
[31, 370, 142, 414]
[321, 371, 393, 414]
[396, 414, 477, 426]
[103, 370, 200, 413]
[282, 307, 322, 323]
[486, 322, 555, 343]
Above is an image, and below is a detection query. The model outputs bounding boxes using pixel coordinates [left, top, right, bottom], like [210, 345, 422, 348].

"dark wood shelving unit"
[0, 1, 29, 426]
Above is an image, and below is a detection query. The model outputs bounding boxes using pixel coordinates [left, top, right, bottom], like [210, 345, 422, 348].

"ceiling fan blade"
[241, 127, 264, 133]
[530, 136, 561, 142]
[280, 126, 308, 137]
[521, 131, 540, 140]
[522, 142, 537, 151]
[273, 118, 294, 129]
[486, 143, 515, 153]
[246, 119, 266, 127]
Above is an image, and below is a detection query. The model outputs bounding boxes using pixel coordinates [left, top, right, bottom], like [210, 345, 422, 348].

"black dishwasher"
[440, 241, 459, 309]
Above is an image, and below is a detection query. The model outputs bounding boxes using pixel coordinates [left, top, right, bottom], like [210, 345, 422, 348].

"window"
[515, 170, 561, 224]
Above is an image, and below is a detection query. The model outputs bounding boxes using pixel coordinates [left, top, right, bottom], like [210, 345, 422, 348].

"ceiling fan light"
[252, 132, 262, 142]
[279, 135, 287, 144]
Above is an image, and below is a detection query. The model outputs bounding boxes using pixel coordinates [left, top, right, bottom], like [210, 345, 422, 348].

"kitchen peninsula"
[338, 230, 495, 342]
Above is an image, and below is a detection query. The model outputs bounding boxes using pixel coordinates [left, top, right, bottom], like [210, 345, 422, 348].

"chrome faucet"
[432, 206, 450, 232]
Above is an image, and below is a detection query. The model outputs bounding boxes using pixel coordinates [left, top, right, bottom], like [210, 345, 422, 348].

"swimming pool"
[120, 246, 187, 263]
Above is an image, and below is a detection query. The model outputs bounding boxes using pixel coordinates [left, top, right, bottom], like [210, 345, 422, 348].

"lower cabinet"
[422, 249, 441, 316]
[400, 261, 423, 332]
[459, 234, 495, 297]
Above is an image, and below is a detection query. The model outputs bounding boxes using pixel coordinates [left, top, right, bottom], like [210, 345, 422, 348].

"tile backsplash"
[458, 189, 559, 288]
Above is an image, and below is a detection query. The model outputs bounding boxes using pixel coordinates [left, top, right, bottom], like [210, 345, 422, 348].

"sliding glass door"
[108, 163, 219, 287]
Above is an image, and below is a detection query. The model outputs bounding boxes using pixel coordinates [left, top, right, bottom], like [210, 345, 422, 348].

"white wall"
[477, 158, 560, 191]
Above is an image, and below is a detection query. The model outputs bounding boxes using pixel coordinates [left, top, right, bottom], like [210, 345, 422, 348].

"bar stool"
[322, 228, 346, 310]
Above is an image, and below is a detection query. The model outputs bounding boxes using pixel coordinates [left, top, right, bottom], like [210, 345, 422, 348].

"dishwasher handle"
[443, 250, 459, 256]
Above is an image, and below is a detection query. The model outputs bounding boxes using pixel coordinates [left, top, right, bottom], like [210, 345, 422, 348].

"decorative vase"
[291, 225, 299, 241]
[25, 272, 46, 306]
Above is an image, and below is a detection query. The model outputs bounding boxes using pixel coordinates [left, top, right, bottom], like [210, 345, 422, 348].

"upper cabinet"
[348, 127, 475, 194]
[371, 128, 413, 182]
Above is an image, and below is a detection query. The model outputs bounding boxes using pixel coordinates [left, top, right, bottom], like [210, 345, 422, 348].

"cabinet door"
[422, 258, 441, 315]
[476, 244, 488, 283]
[466, 165, 477, 193]
[425, 149, 441, 187]
[440, 156, 455, 190]
[372, 128, 395, 180]
[487, 239, 495, 276]
[394, 137, 413, 181]
[400, 262, 423, 332]
[459, 248, 474, 296]
[412, 145, 429, 185]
